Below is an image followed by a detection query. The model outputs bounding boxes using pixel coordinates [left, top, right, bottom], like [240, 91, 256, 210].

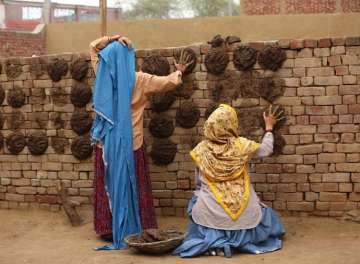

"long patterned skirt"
[93, 144, 158, 236]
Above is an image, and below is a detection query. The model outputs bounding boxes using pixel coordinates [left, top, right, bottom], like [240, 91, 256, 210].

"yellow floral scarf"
[190, 104, 260, 221]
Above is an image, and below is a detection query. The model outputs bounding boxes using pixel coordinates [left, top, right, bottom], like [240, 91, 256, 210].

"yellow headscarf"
[190, 104, 260, 220]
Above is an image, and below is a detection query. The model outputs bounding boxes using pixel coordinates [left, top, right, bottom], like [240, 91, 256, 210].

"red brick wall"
[285, 0, 337, 14]
[0, 30, 45, 58]
[241, 0, 360, 15]
[243, 0, 281, 15]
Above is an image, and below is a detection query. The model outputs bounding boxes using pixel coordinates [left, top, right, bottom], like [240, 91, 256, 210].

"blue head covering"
[91, 42, 141, 250]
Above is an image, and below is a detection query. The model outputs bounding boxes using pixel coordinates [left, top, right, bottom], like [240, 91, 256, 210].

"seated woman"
[174, 104, 285, 258]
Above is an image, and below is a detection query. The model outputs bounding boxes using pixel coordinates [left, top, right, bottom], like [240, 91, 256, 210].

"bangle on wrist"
[265, 129, 273, 133]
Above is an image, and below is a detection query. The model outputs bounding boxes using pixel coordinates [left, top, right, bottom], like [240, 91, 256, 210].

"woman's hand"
[109, 35, 133, 48]
[174, 49, 194, 73]
[263, 105, 285, 131]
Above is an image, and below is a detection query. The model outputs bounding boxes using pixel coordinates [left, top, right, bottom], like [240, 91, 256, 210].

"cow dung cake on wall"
[151, 91, 176, 113]
[176, 101, 200, 128]
[8, 87, 26, 108]
[149, 114, 175, 138]
[150, 138, 177, 166]
[0, 84, 5, 105]
[273, 131, 286, 156]
[6, 132, 26, 154]
[141, 54, 170, 76]
[71, 136, 92, 160]
[50, 112, 65, 130]
[259, 78, 285, 103]
[70, 111, 93, 135]
[51, 137, 69, 154]
[238, 107, 264, 137]
[27, 131, 48, 155]
[5, 60, 22, 79]
[51, 87, 68, 105]
[47, 58, 68, 82]
[258, 45, 287, 71]
[29, 58, 47, 78]
[207, 34, 225, 48]
[8, 111, 25, 130]
[70, 81, 92, 107]
[70, 58, 89, 81]
[174, 48, 197, 75]
[0, 131, 3, 150]
[205, 103, 219, 119]
[0, 112, 4, 129]
[205, 48, 229, 75]
[233, 46, 257, 71]
[175, 81, 196, 99]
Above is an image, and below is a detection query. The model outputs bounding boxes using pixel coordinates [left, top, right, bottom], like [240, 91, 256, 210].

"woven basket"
[125, 231, 185, 255]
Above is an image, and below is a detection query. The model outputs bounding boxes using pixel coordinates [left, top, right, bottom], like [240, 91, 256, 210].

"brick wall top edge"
[1, 35, 360, 60]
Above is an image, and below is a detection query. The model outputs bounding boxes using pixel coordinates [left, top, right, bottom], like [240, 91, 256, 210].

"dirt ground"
[0, 208, 359, 264]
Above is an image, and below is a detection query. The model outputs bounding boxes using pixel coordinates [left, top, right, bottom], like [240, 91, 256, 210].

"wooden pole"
[100, 0, 107, 37]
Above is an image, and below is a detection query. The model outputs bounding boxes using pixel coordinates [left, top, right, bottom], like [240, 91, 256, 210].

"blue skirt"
[173, 196, 285, 258]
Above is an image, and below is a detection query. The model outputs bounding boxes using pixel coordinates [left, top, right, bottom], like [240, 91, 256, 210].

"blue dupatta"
[91, 42, 141, 250]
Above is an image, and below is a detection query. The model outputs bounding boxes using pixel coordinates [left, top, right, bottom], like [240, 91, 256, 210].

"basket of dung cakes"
[125, 229, 185, 254]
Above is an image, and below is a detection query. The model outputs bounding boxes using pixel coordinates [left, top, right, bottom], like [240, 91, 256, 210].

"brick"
[345, 37, 360, 46]
[343, 95, 356, 104]
[12, 179, 30, 186]
[255, 164, 282, 174]
[42, 162, 62, 171]
[351, 173, 360, 182]
[294, 58, 321, 68]
[334, 105, 348, 114]
[305, 192, 318, 201]
[322, 173, 350, 182]
[289, 125, 316, 134]
[306, 106, 333, 115]
[290, 40, 304, 50]
[303, 155, 317, 164]
[319, 192, 346, 202]
[5, 193, 24, 202]
[300, 77, 313, 86]
[295, 144, 322, 154]
[343, 75, 357, 84]
[293, 67, 306, 77]
[297, 48, 313, 58]
[16, 187, 37, 195]
[287, 202, 314, 211]
[339, 183, 353, 192]
[280, 173, 307, 183]
[319, 38, 332, 48]
[314, 76, 342, 86]
[341, 55, 359, 65]
[349, 193, 360, 201]
[335, 66, 349, 76]
[277, 192, 303, 202]
[339, 85, 360, 95]
[307, 67, 334, 77]
[349, 66, 360, 75]
[331, 46, 345, 55]
[303, 39, 317, 48]
[331, 38, 345, 46]
[314, 133, 339, 142]
[314, 96, 342, 105]
[310, 115, 338, 124]
[336, 143, 360, 153]
[327, 55, 341, 66]
[297, 86, 325, 96]
[318, 153, 345, 163]
[72, 180, 92, 188]
[336, 163, 360, 172]
[296, 165, 315, 173]
[332, 124, 359, 133]
[314, 48, 330, 57]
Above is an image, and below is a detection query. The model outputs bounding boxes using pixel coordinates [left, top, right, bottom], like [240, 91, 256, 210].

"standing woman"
[174, 104, 285, 257]
[89, 35, 191, 248]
